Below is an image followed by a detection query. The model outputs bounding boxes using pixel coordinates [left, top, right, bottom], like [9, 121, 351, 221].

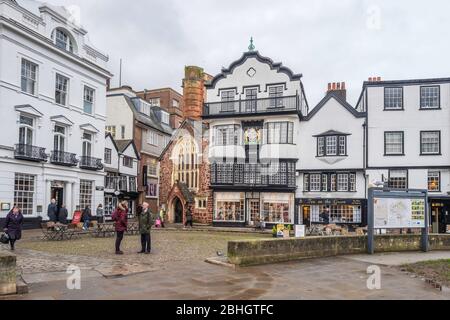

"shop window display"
[215, 200, 245, 222]
[262, 202, 291, 224]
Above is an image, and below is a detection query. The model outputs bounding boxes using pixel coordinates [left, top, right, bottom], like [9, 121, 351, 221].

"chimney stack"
[327, 81, 347, 101]
[368, 77, 382, 82]
[182, 66, 209, 121]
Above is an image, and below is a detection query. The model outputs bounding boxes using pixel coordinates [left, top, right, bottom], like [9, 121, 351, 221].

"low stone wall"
[0, 251, 17, 295]
[227, 234, 450, 266]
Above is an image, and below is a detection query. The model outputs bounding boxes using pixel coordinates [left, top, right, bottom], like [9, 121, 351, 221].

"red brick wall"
[158, 123, 212, 224]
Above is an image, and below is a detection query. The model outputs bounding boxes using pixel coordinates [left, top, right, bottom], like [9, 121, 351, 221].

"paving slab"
[344, 251, 450, 266]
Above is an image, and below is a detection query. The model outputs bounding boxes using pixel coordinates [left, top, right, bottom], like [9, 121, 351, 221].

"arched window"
[52, 28, 76, 53]
[172, 136, 199, 190]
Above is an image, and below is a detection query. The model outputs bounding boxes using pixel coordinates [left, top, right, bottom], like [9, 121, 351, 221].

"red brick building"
[136, 88, 184, 130]
[158, 66, 213, 224]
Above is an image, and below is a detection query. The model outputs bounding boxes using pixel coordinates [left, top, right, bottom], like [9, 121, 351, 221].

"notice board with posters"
[373, 197, 426, 229]
[367, 188, 429, 254]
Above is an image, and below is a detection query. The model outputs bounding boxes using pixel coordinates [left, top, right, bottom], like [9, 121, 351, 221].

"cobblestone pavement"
[1, 230, 449, 300]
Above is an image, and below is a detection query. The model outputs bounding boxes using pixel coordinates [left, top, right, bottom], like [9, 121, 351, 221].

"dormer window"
[53, 28, 75, 53]
[315, 131, 349, 157]
[161, 111, 170, 125]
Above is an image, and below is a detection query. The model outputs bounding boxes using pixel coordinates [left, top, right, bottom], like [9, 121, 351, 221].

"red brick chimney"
[182, 66, 211, 121]
[368, 77, 382, 82]
[327, 81, 347, 101]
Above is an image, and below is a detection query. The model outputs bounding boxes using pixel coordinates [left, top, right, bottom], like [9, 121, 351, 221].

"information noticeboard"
[373, 197, 426, 229]
[368, 188, 429, 254]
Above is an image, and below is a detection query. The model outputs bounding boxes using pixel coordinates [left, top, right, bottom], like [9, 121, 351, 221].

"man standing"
[320, 207, 330, 225]
[138, 202, 154, 254]
[82, 205, 92, 230]
[47, 199, 58, 223]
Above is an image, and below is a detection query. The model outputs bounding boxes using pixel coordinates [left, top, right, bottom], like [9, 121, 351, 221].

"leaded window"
[428, 171, 440, 192]
[388, 170, 408, 189]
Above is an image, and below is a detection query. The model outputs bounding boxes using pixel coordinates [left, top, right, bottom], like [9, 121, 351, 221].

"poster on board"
[373, 198, 425, 229]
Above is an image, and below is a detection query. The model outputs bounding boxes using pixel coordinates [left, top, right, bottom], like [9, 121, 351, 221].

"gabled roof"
[158, 118, 202, 161]
[313, 130, 351, 137]
[115, 139, 141, 160]
[105, 133, 119, 152]
[206, 51, 303, 89]
[304, 92, 366, 121]
[178, 182, 194, 204]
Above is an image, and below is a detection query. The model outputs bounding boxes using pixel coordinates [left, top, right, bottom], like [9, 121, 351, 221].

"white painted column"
[65, 182, 73, 218]
[44, 179, 51, 220]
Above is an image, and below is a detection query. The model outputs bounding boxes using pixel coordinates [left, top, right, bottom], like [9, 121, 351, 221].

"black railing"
[203, 95, 299, 117]
[50, 151, 78, 167]
[14, 144, 48, 162]
[80, 156, 103, 171]
[211, 162, 296, 188]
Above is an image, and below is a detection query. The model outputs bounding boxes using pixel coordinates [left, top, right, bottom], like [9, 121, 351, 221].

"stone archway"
[171, 196, 184, 224]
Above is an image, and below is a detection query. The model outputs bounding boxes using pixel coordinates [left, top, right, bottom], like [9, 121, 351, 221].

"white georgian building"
[357, 77, 450, 233]
[0, 0, 111, 225]
[204, 49, 308, 227]
[296, 84, 367, 227]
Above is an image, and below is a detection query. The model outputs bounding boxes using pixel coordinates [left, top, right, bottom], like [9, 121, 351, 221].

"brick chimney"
[327, 81, 347, 101]
[368, 76, 382, 82]
[182, 66, 209, 121]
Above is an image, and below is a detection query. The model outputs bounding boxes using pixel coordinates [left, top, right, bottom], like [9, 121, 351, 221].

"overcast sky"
[50, 0, 450, 107]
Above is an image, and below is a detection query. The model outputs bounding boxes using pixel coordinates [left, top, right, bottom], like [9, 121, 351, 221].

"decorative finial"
[248, 37, 255, 51]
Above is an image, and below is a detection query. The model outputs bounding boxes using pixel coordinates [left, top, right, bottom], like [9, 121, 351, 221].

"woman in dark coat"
[111, 201, 128, 255]
[3, 206, 24, 251]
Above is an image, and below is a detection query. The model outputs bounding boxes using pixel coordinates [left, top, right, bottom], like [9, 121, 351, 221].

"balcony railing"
[203, 95, 299, 117]
[14, 144, 48, 162]
[50, 151, 78, 167]
[80, 156, 103, 171]
[211, 162, 296, 188]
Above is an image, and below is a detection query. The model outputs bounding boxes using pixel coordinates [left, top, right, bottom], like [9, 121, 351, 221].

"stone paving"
[1, 229, 449, 300]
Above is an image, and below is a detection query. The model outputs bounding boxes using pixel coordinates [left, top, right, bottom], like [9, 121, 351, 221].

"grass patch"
[401, 259, 450, 287]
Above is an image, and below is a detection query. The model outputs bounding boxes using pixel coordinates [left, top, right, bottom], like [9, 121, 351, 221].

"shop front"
[298, 198, 367, 227]
[429, 197, 450, 234]
[213, 191, 295, 228]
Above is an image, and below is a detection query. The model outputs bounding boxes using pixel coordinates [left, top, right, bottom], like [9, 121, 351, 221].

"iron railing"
[14, 144, 47, 162]
[80, 156, 103, 171]
[203, 95, 299, 117]
[210, 162, 297, 188]
[50, 151, 78, 167]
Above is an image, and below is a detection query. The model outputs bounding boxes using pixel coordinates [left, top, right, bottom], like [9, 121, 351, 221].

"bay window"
[265, 122, 294, 144]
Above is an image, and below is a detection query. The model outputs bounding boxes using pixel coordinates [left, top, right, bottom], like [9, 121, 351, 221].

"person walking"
[58, 204, 68, 225]
[3, 206, 24, 251]
[47, 199, 58, 223]
[96, 204, 104, 224]
[138, 202, 154, 254]
[159, 206, 166, 228]
[82, 205, 92, 230]
[112, 201, 128, 255]
[184, 205, 193, 229]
